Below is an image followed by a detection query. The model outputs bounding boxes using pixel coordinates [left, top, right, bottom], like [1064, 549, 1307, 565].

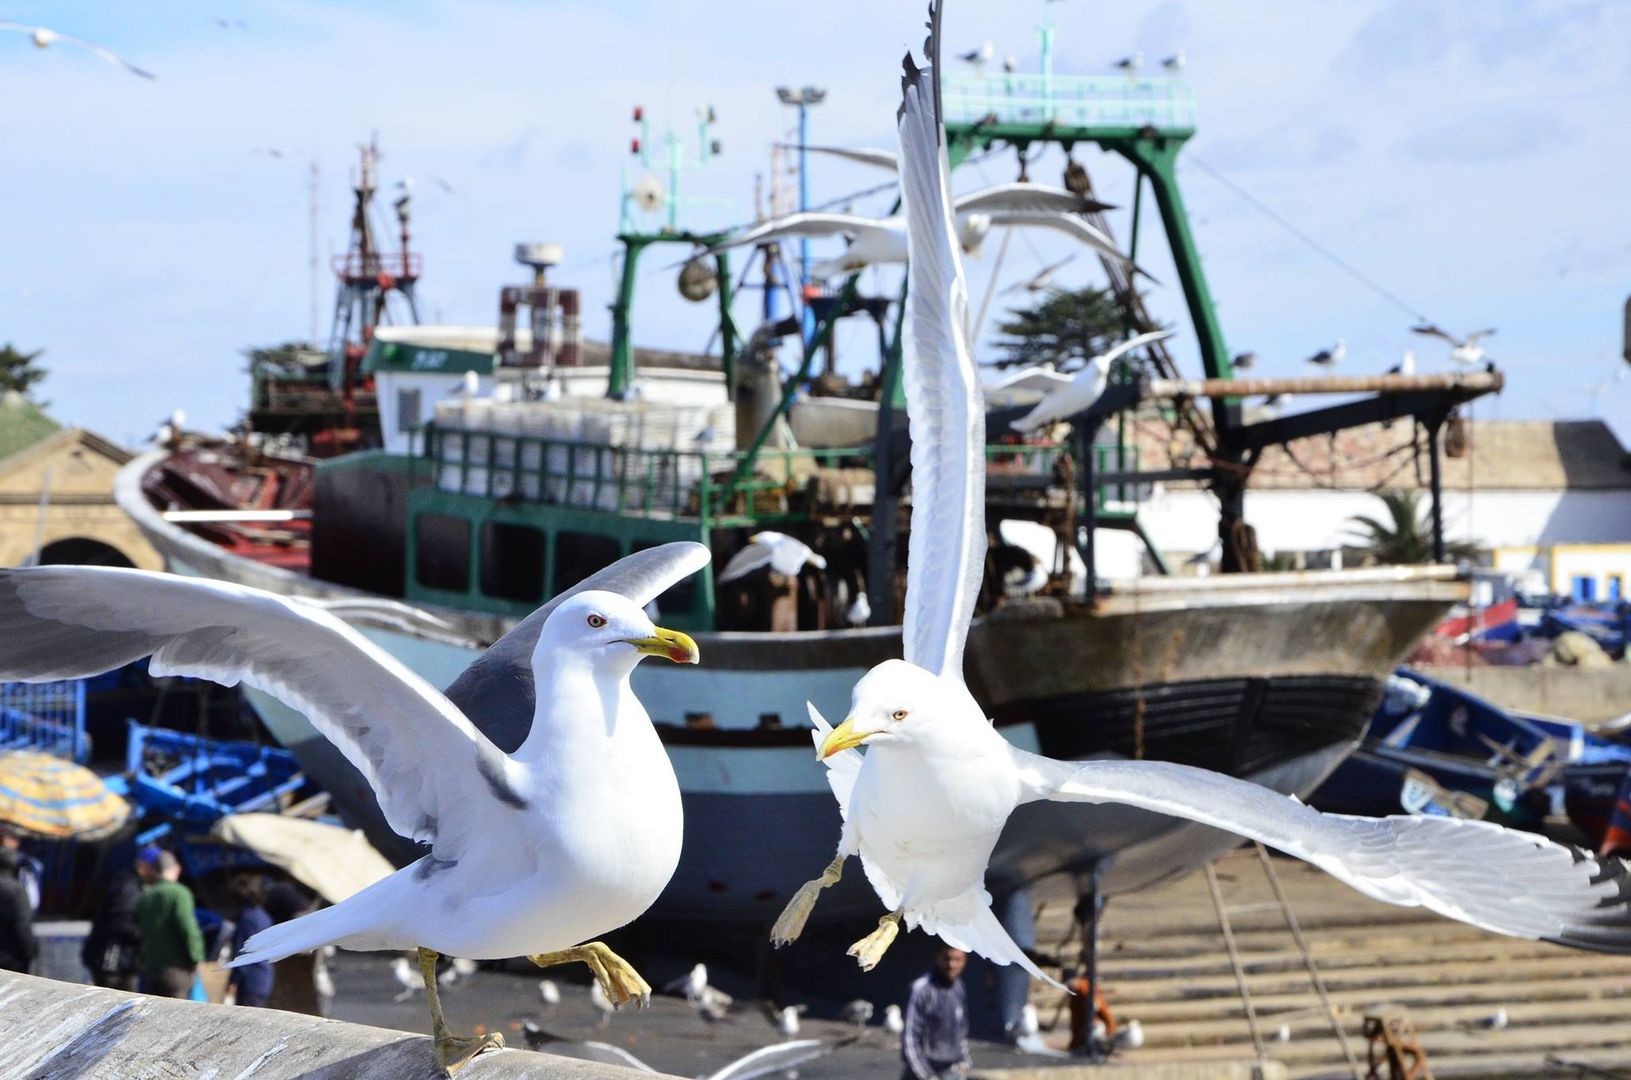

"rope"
[1185, 153, 1431, 323]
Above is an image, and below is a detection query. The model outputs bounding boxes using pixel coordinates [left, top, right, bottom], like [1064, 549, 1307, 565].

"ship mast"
[327, 137, 422, 416]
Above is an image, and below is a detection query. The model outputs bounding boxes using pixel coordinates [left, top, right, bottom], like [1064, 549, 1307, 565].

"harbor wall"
[0, 971, 670, 1079]
[1423, 664, 1631, 724]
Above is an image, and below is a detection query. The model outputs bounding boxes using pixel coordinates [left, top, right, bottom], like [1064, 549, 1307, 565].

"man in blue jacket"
[901, 946, 972, 1080]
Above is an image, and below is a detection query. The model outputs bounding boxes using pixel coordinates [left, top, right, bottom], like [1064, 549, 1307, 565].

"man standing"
[134, 847, 203, 998]
[0, 848, 36, 974]
[901, 945, 973, 1080]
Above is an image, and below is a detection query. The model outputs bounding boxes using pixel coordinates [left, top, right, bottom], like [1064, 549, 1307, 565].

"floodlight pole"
[776, 85, 826, 344]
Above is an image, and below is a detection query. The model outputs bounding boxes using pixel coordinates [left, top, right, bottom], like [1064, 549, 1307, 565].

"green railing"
[422, 423, 1141, 528]
[942, 71, 1196, 133]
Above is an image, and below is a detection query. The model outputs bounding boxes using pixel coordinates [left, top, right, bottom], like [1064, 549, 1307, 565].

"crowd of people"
[0, 834, 303, 1010]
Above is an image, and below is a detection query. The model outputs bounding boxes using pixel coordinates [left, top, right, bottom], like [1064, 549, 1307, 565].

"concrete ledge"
[973, 1063, 1288, 1080]
[0, 972, 673, 1079]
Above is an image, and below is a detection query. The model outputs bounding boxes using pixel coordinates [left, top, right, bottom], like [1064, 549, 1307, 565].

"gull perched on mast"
[0, 544, 710, 1075]
[0, 20, 155, 79]
[769, 0, 1631, 986]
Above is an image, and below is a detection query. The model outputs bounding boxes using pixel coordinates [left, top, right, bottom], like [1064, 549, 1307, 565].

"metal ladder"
[1204, 843, 1363, 1079]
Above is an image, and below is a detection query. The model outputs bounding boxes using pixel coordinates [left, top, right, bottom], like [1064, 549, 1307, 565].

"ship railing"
[942, 71, 1196, 132]
[0, 680, 88, 763]
[422, 423, 1140, 525]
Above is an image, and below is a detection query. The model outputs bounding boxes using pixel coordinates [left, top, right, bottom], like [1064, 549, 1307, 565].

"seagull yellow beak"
[622, 627, 700, 665]
[819, 717, 872, 759]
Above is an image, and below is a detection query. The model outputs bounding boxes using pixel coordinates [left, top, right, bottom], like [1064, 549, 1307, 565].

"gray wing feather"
[897, 32, 987, 681]
[0, 566, 501, 856]
[708, 1039, 838, 1080]
[1012, 748, 1631, 953]
[446, 542, 710, 751]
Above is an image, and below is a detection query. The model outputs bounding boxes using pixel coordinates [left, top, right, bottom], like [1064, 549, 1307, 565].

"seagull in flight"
[767, 2, 1631, 989]
[1307, 339, 1346, 370]
[718, 531, 827, 584]
[1006, 329, 1176, 434]
[706, 183, 1135, 280]
[999, 254, 1077, 296]
[0, 21, 155, 79]
[0, 544, 710, 1075]
[1412, 323, 1496, 365]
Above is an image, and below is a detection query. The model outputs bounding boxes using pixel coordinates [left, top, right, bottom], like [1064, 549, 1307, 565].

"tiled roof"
[0, 392, 60, 463]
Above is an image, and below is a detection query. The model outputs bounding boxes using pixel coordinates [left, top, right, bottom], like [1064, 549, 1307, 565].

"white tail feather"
[936, 903, 1065, 992]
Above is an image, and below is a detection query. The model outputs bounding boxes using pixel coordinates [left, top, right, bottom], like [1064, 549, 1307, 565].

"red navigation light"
[632, 105, 644, 122]
[630, 137, 641, 155]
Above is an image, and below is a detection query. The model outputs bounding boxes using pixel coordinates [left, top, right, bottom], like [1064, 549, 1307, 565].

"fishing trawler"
[119, 45, 1497, 960]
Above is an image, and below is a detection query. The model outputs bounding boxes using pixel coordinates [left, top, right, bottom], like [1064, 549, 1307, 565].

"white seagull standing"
[1007, 328, 1177, 434]
[0, 21, 155, 79]
[768, 3, 1631, 989]
[706, 182, 1135, 279]
[0, 543, 710, 1075]
[1413, 322, 1496, 365]
[1307, 339, 1346, 370]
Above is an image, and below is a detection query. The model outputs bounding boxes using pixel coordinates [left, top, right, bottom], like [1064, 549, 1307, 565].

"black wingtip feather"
[898, 1, 945, 138]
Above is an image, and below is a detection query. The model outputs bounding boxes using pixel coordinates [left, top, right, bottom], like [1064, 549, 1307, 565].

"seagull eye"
[891, 709, 909, 722]
[586, 613, 607, 629]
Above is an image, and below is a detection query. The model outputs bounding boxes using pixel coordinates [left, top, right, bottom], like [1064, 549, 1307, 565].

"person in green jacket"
[134, 846, 203, 998]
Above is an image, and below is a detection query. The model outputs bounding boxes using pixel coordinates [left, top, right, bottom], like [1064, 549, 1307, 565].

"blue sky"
[1, 1, 1627, 447]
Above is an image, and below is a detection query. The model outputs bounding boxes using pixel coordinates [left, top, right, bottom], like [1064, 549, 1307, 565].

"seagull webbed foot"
[434, 1031, 505, 1076]
[771, 854, 846, 947]
[530, 941, 652, 1009]
[847, 911, 901, 971]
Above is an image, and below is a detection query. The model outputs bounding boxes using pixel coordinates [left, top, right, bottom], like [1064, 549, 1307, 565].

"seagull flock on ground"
[0, 3, 1599, 1077]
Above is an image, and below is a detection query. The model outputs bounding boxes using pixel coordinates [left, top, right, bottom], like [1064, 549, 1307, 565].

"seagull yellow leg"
[529, 941, 652, 1008]
[771, 854, 846, 947]
[418, 947, 503, 1075]
[847, 910, 901, 971]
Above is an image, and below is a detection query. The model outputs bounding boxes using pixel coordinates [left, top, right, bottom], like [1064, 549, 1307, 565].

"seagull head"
[957, 212, 993, 256]
[538, 591, 699, 672]
[818, 659, 955, 757]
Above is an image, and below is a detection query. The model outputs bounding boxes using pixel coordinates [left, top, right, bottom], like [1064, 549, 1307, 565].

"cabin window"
[554, 532, 621, 596]
[632, 539, 698, 617]
[415, 514, 470, 591]
[481, 523, 545, 603]
[397, 387, 422, 433]
[1572, 575, 1597, 603]
[1610, 575, 1624, 602]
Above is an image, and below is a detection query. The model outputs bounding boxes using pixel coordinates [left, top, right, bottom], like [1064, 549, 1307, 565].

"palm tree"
[1344, 490, 1479, 565]
[991, 286, 1129, 372]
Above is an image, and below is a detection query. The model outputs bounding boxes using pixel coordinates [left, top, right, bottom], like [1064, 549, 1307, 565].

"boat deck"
[1029, 847, 1631, 1077]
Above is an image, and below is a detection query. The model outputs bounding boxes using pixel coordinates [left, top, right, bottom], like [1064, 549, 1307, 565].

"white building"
[1128, 419, 1631, 597]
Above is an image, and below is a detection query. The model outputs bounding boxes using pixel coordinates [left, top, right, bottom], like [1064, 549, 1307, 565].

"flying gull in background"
[1007, 328, 1177, 433]
[0, 544, 710, 1075]
[768, 2, 1631, 988]
[1000, 253, 1077, 296]
[705, 184, 1137, 280]
[1307, 339, 1346, 370]
[718, 530, 827, 584]
[0, 20, 155, 79]
[1413, 323, 1496, 365]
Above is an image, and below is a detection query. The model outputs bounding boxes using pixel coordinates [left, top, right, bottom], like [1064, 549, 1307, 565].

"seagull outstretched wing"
[982, 209, 1148, 277]
[1012, 749, 1631, 953]
[0, 567, 500, 855]
[897, 18, 986, 682]
[0, 22, 155, 79]
[444, 542, 711, 748]
[707, 211, 886, 254]
[954, 183, 1113, 216]
[785, 143, 901, 172]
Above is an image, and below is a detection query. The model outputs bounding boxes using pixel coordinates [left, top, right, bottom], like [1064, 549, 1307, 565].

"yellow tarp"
[211, 814, 393, 904]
